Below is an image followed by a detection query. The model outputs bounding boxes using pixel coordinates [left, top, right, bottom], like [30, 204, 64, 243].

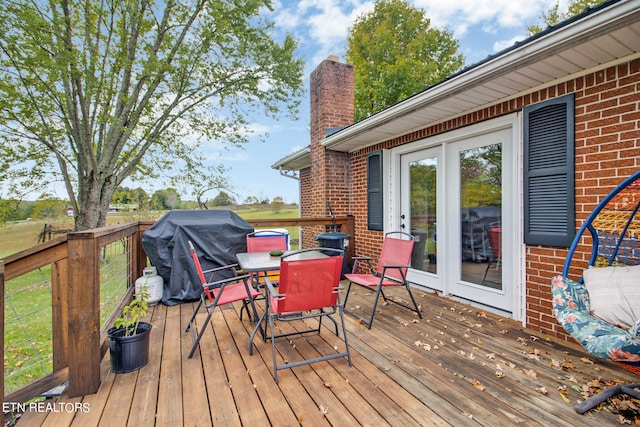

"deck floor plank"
[15, 285, 640, 426]
[155, 300, 184, 427]
[360, 293, 578, 426]
[180, 303, 213, 427]
[222, 305, 305, 427]
[127, 302, 165, 427]
[273, 321, 394, 427]
[210, 306, 271, 426]
[197, 306, 243, 427]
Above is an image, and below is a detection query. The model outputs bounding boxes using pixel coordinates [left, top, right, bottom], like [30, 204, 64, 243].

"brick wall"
[302, 56, 354, 248]
[342, 58, 640, 340]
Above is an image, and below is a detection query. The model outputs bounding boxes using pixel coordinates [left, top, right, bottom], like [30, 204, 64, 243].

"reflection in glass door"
[408, 157, 438, 275]
[400, 147, 442, 292]
[459, 144, 502, 291]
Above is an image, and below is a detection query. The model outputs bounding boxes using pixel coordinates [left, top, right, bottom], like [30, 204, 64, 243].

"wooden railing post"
[51, 259, 69, 371]
[66, 231, 101, 397]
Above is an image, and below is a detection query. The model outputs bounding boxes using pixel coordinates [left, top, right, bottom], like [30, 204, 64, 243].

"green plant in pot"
[107, 287, 153, 373]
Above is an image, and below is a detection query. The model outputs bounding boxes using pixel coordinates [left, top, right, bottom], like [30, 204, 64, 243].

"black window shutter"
[367, 150, 384, 231]
[523, 94, 575, 247]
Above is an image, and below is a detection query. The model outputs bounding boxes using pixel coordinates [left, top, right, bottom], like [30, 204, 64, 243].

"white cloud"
[415, 0, 557, 33]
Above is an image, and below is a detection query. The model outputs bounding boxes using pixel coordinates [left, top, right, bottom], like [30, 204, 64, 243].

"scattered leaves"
[473, 379, 486, 391]
[536, 386, 548, 395]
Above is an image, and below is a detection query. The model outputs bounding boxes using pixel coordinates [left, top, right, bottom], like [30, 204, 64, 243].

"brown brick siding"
[345, 59, 640, 340]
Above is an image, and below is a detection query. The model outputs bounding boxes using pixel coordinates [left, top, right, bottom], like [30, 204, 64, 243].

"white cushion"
[584, 264, 640, 329]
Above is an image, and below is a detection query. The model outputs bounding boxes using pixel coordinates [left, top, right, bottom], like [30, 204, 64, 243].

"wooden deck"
[16, 286, 640, 426]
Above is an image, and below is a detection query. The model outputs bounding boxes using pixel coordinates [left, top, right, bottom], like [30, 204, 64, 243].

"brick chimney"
[302, 56, 354, 220]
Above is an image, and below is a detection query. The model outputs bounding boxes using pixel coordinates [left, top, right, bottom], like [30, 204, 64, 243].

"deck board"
[15, 286, 640, 426]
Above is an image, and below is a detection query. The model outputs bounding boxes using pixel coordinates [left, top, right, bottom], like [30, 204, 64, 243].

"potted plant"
[107, 287, 153, 373]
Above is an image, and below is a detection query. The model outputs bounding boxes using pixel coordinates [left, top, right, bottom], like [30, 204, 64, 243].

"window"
[523, 94, 575, 247]
[367, 150, 384, 231]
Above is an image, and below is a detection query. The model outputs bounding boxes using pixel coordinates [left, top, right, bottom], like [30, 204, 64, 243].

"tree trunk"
[74, 173, 118, 231]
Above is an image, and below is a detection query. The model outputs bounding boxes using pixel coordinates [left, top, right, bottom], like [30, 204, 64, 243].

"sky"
[211, 0, 569, 205]
[61, 0, 571, 205]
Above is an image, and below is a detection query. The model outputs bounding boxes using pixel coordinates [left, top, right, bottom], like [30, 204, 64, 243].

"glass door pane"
[408, 157, 438, 274]
[459, 144, 502, 290]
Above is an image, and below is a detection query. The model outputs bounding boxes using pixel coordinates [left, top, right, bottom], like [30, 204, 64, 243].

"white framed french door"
[393, 115, 520, 318]
[399, 146, 444, 292]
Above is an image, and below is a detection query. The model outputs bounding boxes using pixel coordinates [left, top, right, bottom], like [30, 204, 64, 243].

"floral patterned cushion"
[552, 275, 640, 362]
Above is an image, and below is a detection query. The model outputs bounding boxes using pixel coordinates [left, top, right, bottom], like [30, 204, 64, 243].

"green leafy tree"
[271, 196, 284, 214]
[32, 198, 66, 220]
[346, 0, 464, 121]
[150, 188, 180, 211]
[112, 186, 149, 210]
[527, 0, 607, 34]
[243, 195, 260, 205]
[211, 191, 236, 207]
[0, 0, 304, 231]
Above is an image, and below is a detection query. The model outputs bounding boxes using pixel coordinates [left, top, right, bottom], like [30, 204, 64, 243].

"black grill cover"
[142, 210, 253, 305]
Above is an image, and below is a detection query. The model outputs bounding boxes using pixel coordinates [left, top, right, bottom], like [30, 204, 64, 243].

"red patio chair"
[185, 240, 261, 359]
[246, 230, 288, 285]
[343, 231, 422, 328]
[248, 248, 352, 383]
[480, 224, 502, 286]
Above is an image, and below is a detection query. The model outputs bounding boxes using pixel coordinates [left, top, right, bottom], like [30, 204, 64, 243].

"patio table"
[237, 250, 329, 342]
[235, 250, 328, 275]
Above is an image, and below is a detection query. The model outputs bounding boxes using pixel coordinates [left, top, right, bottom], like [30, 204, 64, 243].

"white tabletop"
[236, 250, 327, 273]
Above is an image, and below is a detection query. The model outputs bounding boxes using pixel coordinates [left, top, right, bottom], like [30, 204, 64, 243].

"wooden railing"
[0, 215, 354, 421]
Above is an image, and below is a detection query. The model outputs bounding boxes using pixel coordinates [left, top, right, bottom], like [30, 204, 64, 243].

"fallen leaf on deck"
[558, 390, 570, 403]
[523, 369, 538, 379]
[496, 371, 506, 378]
[580, 357, 595, 364]
[324, 382, 332, 388]
[536, 386, 548, 395]
[473, 379, 486, 391]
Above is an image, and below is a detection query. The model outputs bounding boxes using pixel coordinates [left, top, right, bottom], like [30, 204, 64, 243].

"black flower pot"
[107, 322, 152, 373]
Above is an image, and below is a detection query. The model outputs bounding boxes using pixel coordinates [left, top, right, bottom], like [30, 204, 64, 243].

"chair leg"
[185, 297, 204, 332]
[404, 284, 423, 319]
[319, 309, 339, 336]
[480, 259, 493, 286]
[364, 284, 384, 329]
[269, 313, 279, 384]
[343, 281, 380, 329]
[249, 309, 268, 355]
[188, 305, 214, 359]
[338, 305, 352, 367]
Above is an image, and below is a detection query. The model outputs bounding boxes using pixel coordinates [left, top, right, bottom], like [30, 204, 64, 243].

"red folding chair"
[246, 230, 288, 285]
[185, 240, 261, 358]
[249, 248, 352, 383]
[343, 231, 422, 328]
[481, 224, 502, 286]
